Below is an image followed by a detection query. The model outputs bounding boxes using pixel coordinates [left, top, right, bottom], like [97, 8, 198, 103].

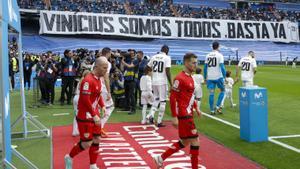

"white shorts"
[194, 87, 203, 99]
[141, 91, 154, 105]
[242, 80, 253, 87]
[225, 88, 233, 98]
[152, 84, 168, 102]
[73, 95, 79, 115]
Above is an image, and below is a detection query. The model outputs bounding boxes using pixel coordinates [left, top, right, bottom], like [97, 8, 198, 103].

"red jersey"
[77, 73, 105, 121]
[170, 71, 197, 118]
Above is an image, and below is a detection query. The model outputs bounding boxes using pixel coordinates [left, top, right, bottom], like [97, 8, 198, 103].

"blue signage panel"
[239, 87, 268, 142]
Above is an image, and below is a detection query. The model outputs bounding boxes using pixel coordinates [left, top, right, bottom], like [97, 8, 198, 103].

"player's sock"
[148, 99, 159, 118]
[190, 145, 200, 169]
[142, 104, 147, 124]
[89, 143, 99, 165]
[197, 99, 201, 111]
[157, 101, 166, 124]
[216, 91, 225, 108]
[101, 106, 114, 128]
[161, 141, 185, 160]
[69, 141, 84, 158]
[209, 93, 215, 112]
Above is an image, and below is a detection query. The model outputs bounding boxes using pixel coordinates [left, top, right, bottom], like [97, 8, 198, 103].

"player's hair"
[212, 41, 219, 50]
[161, 45, 169, 55]
[144, 66, 152, 75]
[101, 47, 111, 56]
[137, 51, 143, 55]
[226, 71, 231, 77]
[183, 52, 197, 63]
[248, 51, 255, 58]
[195, 67, 202, 74]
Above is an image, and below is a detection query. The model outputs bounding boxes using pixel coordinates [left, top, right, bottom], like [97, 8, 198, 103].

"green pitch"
[9, 65, 300, 169]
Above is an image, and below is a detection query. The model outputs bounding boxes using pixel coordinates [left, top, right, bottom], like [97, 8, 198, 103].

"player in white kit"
[237, 51, 257, 87]
[204, 42, 226, 114]
[139, 67, 154, 124]
[192, 67, 204, 112]
[146, 45, 172, 127]
[221, 71, 236, 108]
[91, 48, 114, 138]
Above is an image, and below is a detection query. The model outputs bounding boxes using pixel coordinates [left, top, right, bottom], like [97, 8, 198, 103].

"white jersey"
[225, 77, 234, 89]
[205, 51, 224, 80]
[192, 74, 204, 87]
[147, 52, 171, 85]
[140, 75, 152, 92]
[238, 56, 257, 81]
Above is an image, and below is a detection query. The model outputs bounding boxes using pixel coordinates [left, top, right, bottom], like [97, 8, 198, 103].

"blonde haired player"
[72, 70, 90, 136]
[237, 51, 257, 87]
[192, 67, 204, 112]
[139, 67, 154, 124]
[221, 71, 237, 108]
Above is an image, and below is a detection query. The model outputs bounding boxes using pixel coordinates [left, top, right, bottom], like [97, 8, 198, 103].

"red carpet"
[53, 122, 262, 169]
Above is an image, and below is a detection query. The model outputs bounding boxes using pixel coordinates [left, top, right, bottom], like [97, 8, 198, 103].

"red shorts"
[77, 119, 101, 142]
[178, 116, 198, 139]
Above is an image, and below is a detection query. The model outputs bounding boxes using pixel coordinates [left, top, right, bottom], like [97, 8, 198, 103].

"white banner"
[39, 10, 300, 43]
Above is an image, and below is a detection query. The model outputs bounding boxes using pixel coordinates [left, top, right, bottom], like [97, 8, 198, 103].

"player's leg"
[88, 124, 102, 169]
[216, 78, 225, 113]
[229, 90, 236, 107]
[190, 138, 200, 169]
[65, 121, 93, 169]
[141, 92, 147, 124]
[220, 89, 227, 108]
[207, 80, 216, 114]
[157, 85, 167, 127]
[72, 95, 79, 136]
[147, 85, 159, 123]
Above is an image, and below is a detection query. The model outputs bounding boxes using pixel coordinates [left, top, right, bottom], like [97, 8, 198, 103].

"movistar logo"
[254, 92, 263, 99]
[241, 92, 246, 98]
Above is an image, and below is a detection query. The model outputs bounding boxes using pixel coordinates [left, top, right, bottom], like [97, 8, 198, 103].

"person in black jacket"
[60, 49, 78, 105]
[23, 54, 34, 90]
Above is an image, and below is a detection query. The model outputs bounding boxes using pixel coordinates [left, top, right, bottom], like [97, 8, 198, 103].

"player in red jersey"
[64, 57, 108, 169]
[153, 53, 201, 169]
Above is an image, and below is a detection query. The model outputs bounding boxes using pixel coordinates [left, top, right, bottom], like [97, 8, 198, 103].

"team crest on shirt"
[83, 82, 89, 90]
[84, 133, 90, 138]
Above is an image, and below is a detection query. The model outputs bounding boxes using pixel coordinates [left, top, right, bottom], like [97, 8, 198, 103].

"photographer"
[121, 51, 137, 114]
[36, 55, 47, 104]
[44, 57, 58, 105]
[111, 70, 126, 108]
[23, 53, 35, 90]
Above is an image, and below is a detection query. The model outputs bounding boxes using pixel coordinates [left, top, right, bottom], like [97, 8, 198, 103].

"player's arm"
[166, 57, 172, 86]
[104, 72, 111, 96]
[219, 56, 226, 79]
[170, 79, 181, 127]
[253, 60, 257, 75]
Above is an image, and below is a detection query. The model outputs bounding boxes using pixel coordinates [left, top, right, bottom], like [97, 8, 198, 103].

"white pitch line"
[53, 113, 69, 116]
[32, 115, 38, 118]
[202, 112, 240, 129]
[269, 138, 300, 153]
[202, 112, 300, 153]
[269, 135, 300, 139]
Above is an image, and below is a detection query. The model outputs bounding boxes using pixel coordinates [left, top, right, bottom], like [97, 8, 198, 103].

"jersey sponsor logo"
[83, 82, 89, 91]
[84, 132, 90, 138]
[191, 129, 197, 135]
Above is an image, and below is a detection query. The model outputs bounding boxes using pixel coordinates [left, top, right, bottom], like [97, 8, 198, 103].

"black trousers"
[24, 71, 32, 89]
[61, 76, 75, 104]
[124, 80, 136, 112]
[39, 78, 47, 101]
[45, 79, 55, 104]
[10, 72, 15, 89]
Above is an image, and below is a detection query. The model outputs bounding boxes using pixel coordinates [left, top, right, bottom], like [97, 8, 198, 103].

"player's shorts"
[194, 87, 203, 99]
[178, 116, 198, 139]
[141, 91, 154, 105]
[152, 84, 168, 102]
[207, 78, 225, 91]
[77, 118, 101, 142]
[225, 88, 233, 98]
[242, 80, 253, 87]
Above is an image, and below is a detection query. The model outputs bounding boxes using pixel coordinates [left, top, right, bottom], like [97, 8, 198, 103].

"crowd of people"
[17, 0, 300, 22]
